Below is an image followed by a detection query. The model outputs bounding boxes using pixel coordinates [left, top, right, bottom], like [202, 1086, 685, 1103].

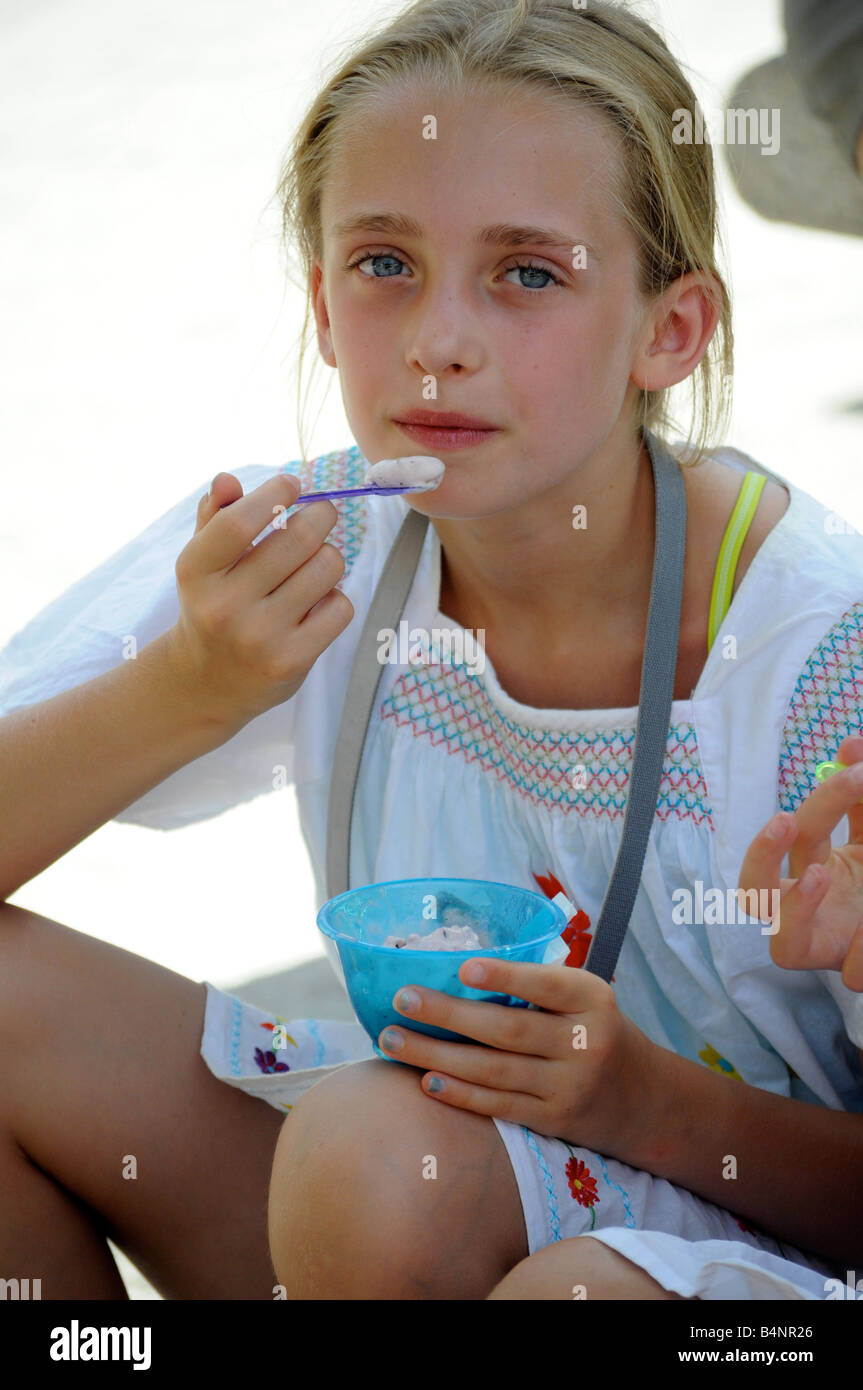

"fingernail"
[395, 988, 420, 1013]
[381, 1028, 404, 1052]
[427, 1077, 445, 1094]
[463, 960, 487, 985]
[800, 865, 821, 894]
[766, 814, 789, 841]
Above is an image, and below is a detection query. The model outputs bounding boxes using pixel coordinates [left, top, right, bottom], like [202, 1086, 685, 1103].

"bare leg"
[268, 1057, 529, 1299]
[0, 1126, 128, 1298]
[486, 1236, 692, 1300]
[0, 901, 285, 1299]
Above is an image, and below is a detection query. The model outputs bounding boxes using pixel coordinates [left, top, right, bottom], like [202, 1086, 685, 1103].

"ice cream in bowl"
[317, 878, 569, 1063]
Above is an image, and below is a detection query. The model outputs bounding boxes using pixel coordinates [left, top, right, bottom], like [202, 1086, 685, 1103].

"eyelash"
[344, 249, 565, 290]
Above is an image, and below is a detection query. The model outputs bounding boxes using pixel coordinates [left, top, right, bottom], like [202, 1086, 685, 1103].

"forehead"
[320, 80, 626, 249]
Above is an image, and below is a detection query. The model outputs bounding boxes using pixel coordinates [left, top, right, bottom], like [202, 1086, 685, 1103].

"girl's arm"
[0, 471, 352, 901]
[634, 1041, 863, 1266]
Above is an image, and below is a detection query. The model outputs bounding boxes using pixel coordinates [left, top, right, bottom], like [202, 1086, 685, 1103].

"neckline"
[419, 464, 801, 729]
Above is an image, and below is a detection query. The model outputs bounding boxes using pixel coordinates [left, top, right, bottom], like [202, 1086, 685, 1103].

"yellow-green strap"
[707, 471, 767, 651]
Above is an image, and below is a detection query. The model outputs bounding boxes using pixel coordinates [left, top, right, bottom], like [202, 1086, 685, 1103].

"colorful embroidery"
[521, 1127, 563, 1242]
[778, 601, 863, 813]
[381, 665, 713, 823]
[699, 1043, 743, 1081]
[592, 1151, 637, 1228]
[280, 445, 370, 582]
[564, 1149, 600, 1230]
[254, 1014, 298, 1075]
[254, 1048, 290, 1075]
[260, 1019, 297, 1049]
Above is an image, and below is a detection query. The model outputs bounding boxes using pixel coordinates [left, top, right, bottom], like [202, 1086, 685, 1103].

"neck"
[431, 427, 657, 653]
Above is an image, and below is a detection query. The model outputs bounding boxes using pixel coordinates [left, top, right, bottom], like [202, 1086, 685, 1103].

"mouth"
[392, 411, 500, 451]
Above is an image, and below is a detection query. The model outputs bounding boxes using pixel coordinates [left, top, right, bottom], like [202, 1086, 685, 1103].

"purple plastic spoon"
[290, 481, 432, 503]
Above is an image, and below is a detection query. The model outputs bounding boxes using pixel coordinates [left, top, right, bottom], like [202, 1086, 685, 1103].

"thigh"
[269, 1056, 530, 1299]
[0, 901, 285, 1299]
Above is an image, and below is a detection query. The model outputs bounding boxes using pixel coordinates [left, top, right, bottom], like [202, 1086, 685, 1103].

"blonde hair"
[274, 0, 733, 468]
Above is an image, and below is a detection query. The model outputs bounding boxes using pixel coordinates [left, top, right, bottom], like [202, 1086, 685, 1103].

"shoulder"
[679, 442, 863, 806]
[682, 449, 790, 596]
[683, 441, 863, 599]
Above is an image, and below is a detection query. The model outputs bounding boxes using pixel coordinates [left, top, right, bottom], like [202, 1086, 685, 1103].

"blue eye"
[345, 251, 563, 290]
[349, 252, 408, 279]
[502, 260, 563, 290]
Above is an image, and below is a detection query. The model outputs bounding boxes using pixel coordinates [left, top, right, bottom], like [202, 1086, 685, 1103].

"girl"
[0, 0, 861, 1301]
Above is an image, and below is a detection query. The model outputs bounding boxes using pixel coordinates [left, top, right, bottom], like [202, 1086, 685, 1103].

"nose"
[405, 278, 485, 379]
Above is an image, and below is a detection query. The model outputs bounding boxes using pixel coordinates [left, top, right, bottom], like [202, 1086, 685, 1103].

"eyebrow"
[329, 211, 600, 261]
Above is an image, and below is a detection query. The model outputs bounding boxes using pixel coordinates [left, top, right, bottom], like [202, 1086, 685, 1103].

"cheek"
[504, 324, 618, 416]
[334, 307, 393, 398]
[332, 298, 380, 360]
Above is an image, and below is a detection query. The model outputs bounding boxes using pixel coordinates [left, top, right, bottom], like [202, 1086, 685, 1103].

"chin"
[410, 496, 506, 522]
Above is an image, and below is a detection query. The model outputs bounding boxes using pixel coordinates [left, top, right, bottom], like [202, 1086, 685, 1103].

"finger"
[294, 586, 355, 648]
[416, 1067, 546, 1127]
[768, 865, 832, 970]
[790, 759, 863, 875]
[391, 984, 558, 1057]
[457, 955, 607, 1014]
[841, 922, 863, 992]
[835, 735, 863, 766]
[232, 501, 342, 603]
[737, 812, 797, 915]
[391, 966, 599, 1056]
[194, 472, 244, 535]
[192, 472, 301, 571]
[833, 736, 863, 843]
[377, 1024, 552, 1096]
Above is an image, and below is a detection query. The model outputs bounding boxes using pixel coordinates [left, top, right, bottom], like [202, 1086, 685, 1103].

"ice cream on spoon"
[364, 455, 446, 492]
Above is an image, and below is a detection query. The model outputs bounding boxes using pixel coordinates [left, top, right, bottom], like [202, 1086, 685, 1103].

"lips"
[393, 409, 498, 431]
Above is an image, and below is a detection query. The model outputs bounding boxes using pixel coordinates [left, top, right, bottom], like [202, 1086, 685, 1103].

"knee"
[267, 1059, 441, 1297]
[486, 1236, 601, 1301]
[487, 1235, 685, 1301]
[267, 1057, 521, 1299]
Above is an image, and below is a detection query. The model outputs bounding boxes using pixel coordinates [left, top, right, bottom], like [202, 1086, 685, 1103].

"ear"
[631, 270, 722, 393]
[310, 260, 337, 368]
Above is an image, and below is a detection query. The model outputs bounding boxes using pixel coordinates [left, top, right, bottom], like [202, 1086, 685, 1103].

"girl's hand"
[168, 472, 354, 732]
[377, 957, 665, 1156]
[738, 735, 863, 991]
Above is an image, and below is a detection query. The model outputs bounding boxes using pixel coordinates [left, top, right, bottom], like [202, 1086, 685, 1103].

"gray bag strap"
[581, 430, 686, 980]
[325, 504, 430, 903]
[325, 429, 686, 984]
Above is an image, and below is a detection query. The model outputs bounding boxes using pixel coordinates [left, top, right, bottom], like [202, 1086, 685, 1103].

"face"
[312, 81, 663, 519]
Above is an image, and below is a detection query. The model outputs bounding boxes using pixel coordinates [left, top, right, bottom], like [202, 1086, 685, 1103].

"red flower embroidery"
[565, 1156, 600, 1209]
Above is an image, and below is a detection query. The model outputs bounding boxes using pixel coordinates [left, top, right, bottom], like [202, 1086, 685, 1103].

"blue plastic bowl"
[317, 877, 568, 1064]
